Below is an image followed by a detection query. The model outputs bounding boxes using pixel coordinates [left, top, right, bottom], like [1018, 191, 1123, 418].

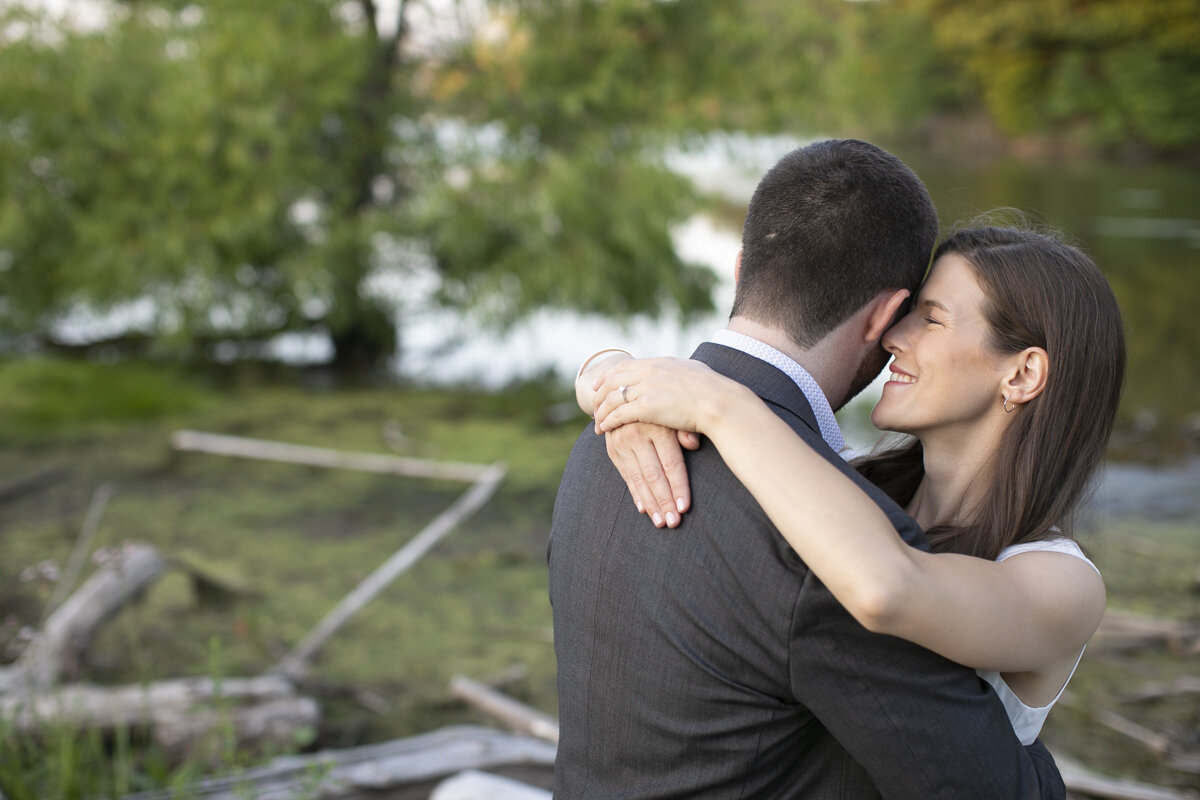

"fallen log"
[120, 725, 557, 800]
[1091, 609, 1200, 655]
[1167, 754, 1200, 776]
[0, 675, 317, 766]
[1123, 676, 1200, 703]
[171, 429, 498, 483]
[1092, 709, 1173, 755]
[0, 464, 68, 504]
[153, 695, 320, 766]
[0, 675, 297, 733]
[272, 463, 507, 679]
[432, 769, 552, 800]
[449, 675, 559, 744]
[7, 543, 166, 692]
[1055, 752, 1200, 800]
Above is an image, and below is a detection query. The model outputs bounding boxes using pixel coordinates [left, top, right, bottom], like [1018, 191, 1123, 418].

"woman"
[578, 225, 1126, 745]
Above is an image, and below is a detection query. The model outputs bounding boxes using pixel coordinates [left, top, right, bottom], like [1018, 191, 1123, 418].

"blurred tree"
[0, 0, 718, 371]
[908, 0, 1200, 151]
[2, 0, 1195, 373]
[0, 0, 402, 369]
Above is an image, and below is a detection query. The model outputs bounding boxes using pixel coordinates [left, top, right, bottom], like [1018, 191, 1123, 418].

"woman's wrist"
[575, 348, 634, 417]
[576, 347, 634, 381]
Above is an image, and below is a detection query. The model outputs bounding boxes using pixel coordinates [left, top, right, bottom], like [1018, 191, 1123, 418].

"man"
[548, 140, 1065, 798]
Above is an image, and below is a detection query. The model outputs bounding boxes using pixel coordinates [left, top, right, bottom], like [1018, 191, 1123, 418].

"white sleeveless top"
[975, 536, 1100, 745]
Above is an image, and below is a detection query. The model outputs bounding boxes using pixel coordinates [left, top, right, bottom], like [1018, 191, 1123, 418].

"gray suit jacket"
[548, 343, 1065, 799]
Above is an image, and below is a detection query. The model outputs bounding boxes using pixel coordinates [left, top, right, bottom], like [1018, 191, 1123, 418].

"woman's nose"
[882, 314, 910, 354]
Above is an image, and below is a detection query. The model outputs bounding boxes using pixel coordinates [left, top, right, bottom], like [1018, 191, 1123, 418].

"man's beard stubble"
[833, 343, 890, 413]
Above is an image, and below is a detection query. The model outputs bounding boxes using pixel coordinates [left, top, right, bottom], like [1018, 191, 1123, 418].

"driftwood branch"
[171, 429, 498, 482]
[1056, 752, 1200, 800]
[120, 725, 557, 800]
[0, 675, 294, 732]
[1092, 609, 1200, 655]
[449, 675, 559, 744]
[1092, 708, 1173, 755]
[0, 674, 316, 765]
[153, 695, 320, 766]
[46, 482, 117, 615]
[273, 463, 507, 678]
[0, 465, 68, 504]
[3, 543, 166, 692]
[432, 769, 552, 800]
[1123, 677, 1200, 703]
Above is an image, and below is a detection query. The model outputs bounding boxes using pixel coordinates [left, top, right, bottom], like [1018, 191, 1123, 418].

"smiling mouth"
[889, 371, 917, 384]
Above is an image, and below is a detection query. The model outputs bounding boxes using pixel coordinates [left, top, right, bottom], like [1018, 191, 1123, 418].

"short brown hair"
[732, 140, 938, 347]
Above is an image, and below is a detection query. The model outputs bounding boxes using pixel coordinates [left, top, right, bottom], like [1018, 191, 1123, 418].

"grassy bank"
[0, 358, 1196, 793]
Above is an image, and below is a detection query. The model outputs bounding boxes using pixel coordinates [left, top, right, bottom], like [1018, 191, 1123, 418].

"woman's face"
[871, 253, 1014, 437]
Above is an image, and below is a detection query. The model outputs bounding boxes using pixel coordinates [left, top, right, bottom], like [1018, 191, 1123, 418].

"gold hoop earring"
[1002, 396, 1016, 414]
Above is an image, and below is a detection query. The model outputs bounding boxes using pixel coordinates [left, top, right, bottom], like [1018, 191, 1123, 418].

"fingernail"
[635, 500, 644, 513]
[651, 512, 663, 527]
[675, 498, 686, 513]
[665, 511, 679, 526]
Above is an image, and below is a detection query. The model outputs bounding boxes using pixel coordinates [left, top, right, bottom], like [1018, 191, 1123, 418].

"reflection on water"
[398, 145, 1200, 464]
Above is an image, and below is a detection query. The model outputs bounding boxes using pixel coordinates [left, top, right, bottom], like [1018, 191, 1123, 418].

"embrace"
[548, 140, 1125, 798]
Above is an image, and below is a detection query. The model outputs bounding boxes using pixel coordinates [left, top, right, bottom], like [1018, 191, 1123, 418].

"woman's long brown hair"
[854, 226, 1127, 560]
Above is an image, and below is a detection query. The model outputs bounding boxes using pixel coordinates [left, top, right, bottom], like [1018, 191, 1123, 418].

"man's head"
[732, 140, 938, 352]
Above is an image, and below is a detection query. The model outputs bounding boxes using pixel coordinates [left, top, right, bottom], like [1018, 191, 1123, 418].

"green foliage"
[909, 0, 1200, 150]
[0, 0, 1196, 380]
[0, 718, 121, 800]
[0, 1, 393, 365]
[0, 358, 204, 436]
[417, 134, 714, 323]
[0, 0, 724, 372]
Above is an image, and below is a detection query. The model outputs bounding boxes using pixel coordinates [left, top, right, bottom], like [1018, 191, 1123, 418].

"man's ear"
[1002, 347, 1049, 406]
[733, 250, 742, 284]
[863, 289, 911, 344]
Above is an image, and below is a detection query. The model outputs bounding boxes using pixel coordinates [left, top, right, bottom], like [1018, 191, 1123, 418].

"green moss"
[0, 360, 577, 760]
[0, 357, 1194, 789]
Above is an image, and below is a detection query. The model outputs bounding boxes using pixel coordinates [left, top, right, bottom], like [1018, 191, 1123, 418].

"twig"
[1055, 751, 1200, 800]
[0, 465, 68, 504]
[1091, 609, 1200, 654]
[272, 463, 507, 678]
[1093, 709, 1173, 755]
[449, 674, 559, 744]
[171, 429, 496, 482]
[1123, 677, 1200, 703]
[45, 482, 117, 617]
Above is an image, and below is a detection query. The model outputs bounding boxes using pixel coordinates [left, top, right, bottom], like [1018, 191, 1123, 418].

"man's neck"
[726, 317, 842, 407]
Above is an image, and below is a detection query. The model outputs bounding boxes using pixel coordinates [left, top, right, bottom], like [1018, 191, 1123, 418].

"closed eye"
[924, 316, 943, 326]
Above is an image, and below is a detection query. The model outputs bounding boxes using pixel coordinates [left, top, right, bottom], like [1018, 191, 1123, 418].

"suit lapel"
[691, 342, 824, 443]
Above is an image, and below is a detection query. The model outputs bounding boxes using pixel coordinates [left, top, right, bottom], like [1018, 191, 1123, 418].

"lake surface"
[395, 139, 1200, 465]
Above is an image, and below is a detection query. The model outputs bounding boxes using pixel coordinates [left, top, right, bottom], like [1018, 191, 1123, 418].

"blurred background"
[0, 0, 1196, 796]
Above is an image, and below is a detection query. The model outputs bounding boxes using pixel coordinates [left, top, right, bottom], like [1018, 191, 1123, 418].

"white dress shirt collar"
[709, 329, 846, 454]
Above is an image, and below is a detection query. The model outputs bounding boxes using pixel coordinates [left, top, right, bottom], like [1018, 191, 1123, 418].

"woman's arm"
[593, 357, 1106, 674]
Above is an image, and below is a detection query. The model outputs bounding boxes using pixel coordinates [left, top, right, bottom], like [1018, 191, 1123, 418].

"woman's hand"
[592, 357, 747, 436]
[603, 423, 700, 528]
[590, 357, 753, 527]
